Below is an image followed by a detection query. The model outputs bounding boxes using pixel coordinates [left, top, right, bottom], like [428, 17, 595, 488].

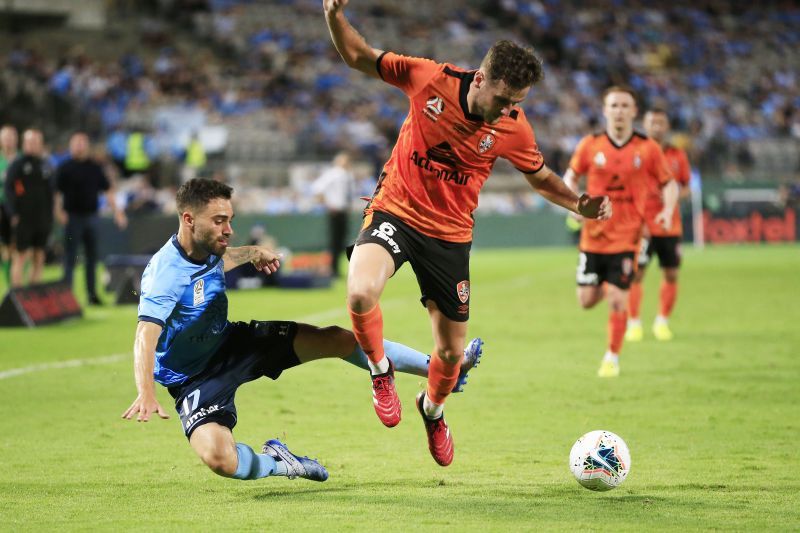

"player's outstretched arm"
[654, 179, 679, 230]
[222, 245, 282, 273]
[122, 321, 170, 422]
[525, 165, 611, 220]
[323, 0, 383, 78]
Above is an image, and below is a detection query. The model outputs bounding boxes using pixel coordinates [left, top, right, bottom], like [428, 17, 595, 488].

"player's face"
[602, 92, 637, 131]
[69, 134, 91, 160]
[192, 198, 234, 256]
[0, 127, 18, 152]
[643, 112, 670, 142]
[22, 130, 44, 156]
[474, 74, 530, 124]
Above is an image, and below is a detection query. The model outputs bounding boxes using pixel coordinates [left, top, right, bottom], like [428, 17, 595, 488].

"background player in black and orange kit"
[564, 87, 679, 378]
[625, 108, 692, 342]
[323, 0, 611, 467]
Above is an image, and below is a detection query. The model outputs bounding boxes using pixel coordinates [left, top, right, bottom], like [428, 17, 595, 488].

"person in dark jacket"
[55, 132, 127, 304]
[4, 129, 53, 287]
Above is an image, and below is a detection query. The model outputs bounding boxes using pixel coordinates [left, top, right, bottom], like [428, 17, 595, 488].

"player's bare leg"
[10, 248, 30, 287]
[626, 266, 647, 342]
[346, 243, 402, 426]
[416, 301, 466, 466]
[577, 285, 605, 310]
[190, 422, 239, 476]
[30, 248, 45, 284]
[654, 266, 679, 340]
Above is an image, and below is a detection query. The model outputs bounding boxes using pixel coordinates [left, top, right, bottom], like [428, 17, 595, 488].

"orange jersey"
[644, 144, 690, 237]
[366, 52, 544, 243]
[570, 132, 671, 254]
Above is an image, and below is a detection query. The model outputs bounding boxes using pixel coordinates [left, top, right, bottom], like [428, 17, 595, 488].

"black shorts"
[637, 236, 682, 269]
[353, 210, 471, 322]
[13, 218, 51, 251]
[168, 320, 301, 439]
[0, 205, 10, 246]
[576, 251, 636, 290]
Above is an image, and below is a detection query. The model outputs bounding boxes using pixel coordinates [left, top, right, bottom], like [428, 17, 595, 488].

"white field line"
[0, 274, 532, 381]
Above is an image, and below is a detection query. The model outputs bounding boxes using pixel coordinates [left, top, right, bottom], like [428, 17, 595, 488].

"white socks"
[368, 355, 390, 375]
[422, 393, 443, 419]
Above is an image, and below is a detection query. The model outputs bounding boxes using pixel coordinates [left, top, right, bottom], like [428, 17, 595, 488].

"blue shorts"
[168, 320, 300, 439]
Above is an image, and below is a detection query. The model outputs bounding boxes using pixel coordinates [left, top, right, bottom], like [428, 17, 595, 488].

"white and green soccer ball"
[569, 430, 631, 491]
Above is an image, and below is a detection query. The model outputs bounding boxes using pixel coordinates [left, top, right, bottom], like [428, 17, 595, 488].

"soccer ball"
[569, 430, 631, 491]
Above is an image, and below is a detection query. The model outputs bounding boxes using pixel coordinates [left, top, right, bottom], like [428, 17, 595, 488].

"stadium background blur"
[1, 2, 799, 530]
[1, 0, 798, 263]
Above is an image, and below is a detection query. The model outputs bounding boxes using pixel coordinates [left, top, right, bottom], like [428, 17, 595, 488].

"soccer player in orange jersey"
[625, 108, 692, 342]
[323, 0, 610, 466]
[564, 87, 679, 378]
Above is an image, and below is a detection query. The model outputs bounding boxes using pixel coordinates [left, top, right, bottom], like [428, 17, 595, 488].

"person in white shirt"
[311, 152, 354, 277]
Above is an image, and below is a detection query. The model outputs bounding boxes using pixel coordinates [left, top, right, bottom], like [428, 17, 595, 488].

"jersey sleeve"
[568, 136, 592, 175]
[137, 259, 188, 326]
[377, 52, 441, 98]
[650, 142, 672, 185]
[504, 118, 545, 174]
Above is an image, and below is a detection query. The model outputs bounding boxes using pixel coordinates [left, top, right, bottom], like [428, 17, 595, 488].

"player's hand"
[654, 209, 673, 231]
[323, 0, 348, 16]
[251, 247, 282, 275]
[122, 393, 170, 422]
[114, 210, 128, 230]
[56, 210, 68, 226]
[10, 215, 18, 228]
[577, 194, 612, 220]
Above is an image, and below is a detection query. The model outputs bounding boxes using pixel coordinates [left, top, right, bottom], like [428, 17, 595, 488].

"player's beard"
[195, 226, 227, 257]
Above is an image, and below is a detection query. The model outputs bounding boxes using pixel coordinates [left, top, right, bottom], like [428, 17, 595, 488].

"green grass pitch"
[1, 244, 798, 531]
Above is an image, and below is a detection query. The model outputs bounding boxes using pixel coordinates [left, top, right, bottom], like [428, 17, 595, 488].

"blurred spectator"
[310, 151, 354, 277]
[55, 133, 127, 305]
[4, 129, 54, 287]
[0, 125, 19, 284]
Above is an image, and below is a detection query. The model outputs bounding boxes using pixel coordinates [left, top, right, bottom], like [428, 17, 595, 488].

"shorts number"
[182, 389, 200, 416]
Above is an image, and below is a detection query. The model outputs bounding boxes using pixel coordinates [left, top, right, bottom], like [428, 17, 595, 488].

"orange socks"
[608, 310, 627, 354]
[628, 283, 643, 320]
[348, 303, 385, 365]
[426, 351, 461, 405]
[659, 281, 678, 318]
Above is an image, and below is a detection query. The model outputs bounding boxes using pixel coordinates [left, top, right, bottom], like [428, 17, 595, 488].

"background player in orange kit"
[323, 0, 611, 466]
[564, 87, 678, 378]
[625, 108, 692, 342]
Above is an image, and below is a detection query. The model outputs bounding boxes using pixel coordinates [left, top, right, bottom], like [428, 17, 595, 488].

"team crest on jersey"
[594, 151, 606, 167]
[193, 279, 205, 306]
[633, 153, 642, 169]
[478, 133, 496, 154]
[424, 96, 445, 122]
[456, 280, 470, 303]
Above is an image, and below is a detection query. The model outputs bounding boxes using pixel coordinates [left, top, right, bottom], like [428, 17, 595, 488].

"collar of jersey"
[171, 234, 210, 266]
[456, 70, 484, 123]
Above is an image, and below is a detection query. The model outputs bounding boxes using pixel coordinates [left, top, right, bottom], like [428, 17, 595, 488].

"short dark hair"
[602, 85, 638, 105]
[645, 107, 670, 120]
[176, 178, 233, 213]
[481, 40, 544, 90]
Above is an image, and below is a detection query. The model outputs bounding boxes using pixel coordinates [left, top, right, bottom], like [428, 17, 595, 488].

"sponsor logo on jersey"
[633, 153, 642, 169]
[456, 280, 470, 303]
[478, 133, 496, 154]
[409, 143, 472, 186]
[593, 151, 606, 167]
[371, 221, 402, 254]
[193, 279, 205, 306]
[424, 95, 445, 122]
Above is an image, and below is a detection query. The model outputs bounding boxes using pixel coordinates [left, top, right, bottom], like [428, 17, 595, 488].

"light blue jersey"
[138, 235, 230, 386]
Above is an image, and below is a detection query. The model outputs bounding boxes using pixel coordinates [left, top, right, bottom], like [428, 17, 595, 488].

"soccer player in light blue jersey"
[121, 178, 483, 483]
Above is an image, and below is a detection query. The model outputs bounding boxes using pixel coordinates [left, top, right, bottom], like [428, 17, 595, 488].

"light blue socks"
[344, 339, 429, 377]
[232, 443, 286, 480]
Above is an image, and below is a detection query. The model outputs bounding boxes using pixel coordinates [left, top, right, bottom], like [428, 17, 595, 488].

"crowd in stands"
[1, 0, 798, 215]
